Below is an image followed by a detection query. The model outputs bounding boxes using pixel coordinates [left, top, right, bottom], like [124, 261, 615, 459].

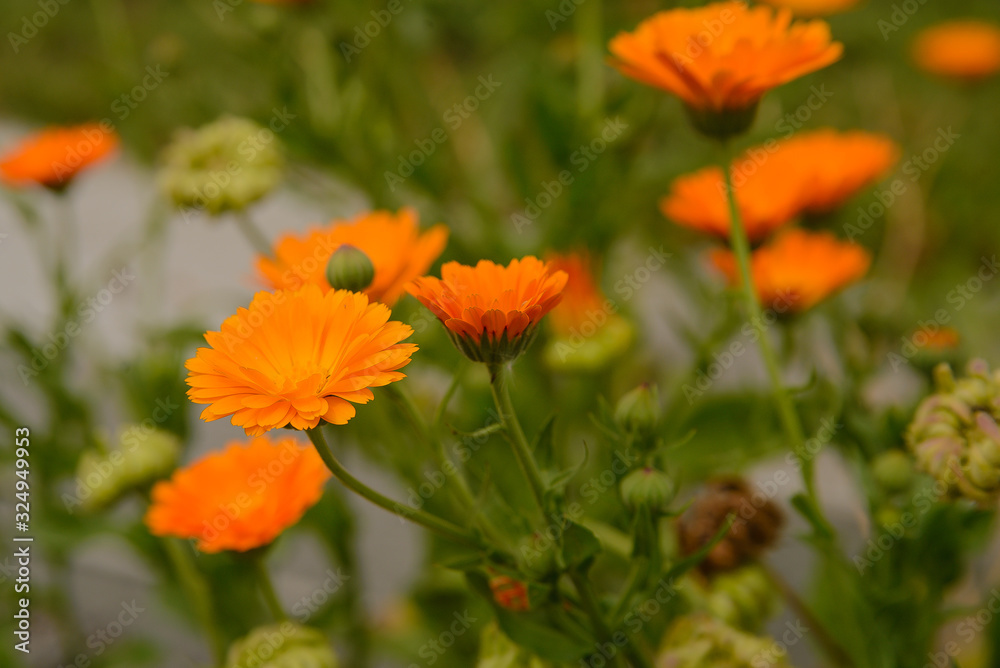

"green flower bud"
[614, 383, 661, 440]
[116, 424, 180, 484]
[620, 467, 675, 513]
[477, 621, 553, 668]
[871, 450, 914, 494]
[159, 116, 284, 216]
[325, 244, 375, 293]
[515, 533, 557, 580]
[226, 623, 337, 668]
[76, 426, 180, 512]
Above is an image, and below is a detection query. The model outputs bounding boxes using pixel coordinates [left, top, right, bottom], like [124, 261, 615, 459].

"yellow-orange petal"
[144, 435, 330, 553]
[709, 229, 870, 311]
[661, 129, 898, 241]
[609, 2, 842, 112]
[0, 123, 119, 189]
[186, 285, 416, 436]
[407, 257, 568, 364]
[257, 207, 449, 306]
[757, 0, 860, 18]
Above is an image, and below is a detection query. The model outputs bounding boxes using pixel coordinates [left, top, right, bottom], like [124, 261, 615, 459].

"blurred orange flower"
[543, 252, 632, 370]
[661, 162, 805, 243]
[186, 285, 416, 436]
[145, 436, 330, 553]
[258, 208, 448, 306]
[913, 326, 960, 352]
[777, 129, 899, 215]
[608, 2, 842, 113]
[757, 0, 859, 18]
[661, 129, 898, 241]
[0, 123, 118, 189]
[912, 21, 1000, 80]
[407, 257, 567, 364]
[710, 229, 870, 311]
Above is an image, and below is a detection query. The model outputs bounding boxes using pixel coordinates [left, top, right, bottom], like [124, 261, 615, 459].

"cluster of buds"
[656, 614, 791, 668]
[677, 477, 784, 576]
[159, 115, 284, 216]
[906, 359, 1000, 504]
[226, 622, 338, 668]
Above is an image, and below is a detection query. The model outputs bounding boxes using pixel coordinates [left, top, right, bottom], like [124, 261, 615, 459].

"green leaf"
[559, 521, 602, 571]
[531, 414, 558, 469]
[662, 513, 735, 582]
[790, 493, 834, 541]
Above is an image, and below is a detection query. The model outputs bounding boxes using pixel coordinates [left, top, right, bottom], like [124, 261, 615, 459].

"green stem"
[235, 209, 273, 257]
[250, 551, 288, 622]
[385, 384, 509, 547]
[568, 571, 638, 668]
[718, 155, 817, 504]
[487, 363, 548, 516]
[162, 538, 227, 666]
[305, 427, 488, 551]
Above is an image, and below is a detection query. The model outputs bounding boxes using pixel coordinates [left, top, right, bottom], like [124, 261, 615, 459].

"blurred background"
[3, 0, 1000, 666]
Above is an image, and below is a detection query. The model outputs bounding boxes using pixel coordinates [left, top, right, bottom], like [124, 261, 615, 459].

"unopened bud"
[326, 244, 375, 293]
[871, 450, 914, 493]
[620, 467, 675, 513]
[614, 383, 660, 440]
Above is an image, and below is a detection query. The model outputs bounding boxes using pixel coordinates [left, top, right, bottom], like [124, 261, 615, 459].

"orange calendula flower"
[609, 2, 842, 136]
[661, 162, 805, 243]
[145, 436, 330, 553]
[543, 252, 632, 370]
[258, 208, 448, 306]
[186, 284, 416, 436]
[710, 229, 870, 311]
[0, 123, 118, 189]
[787, 129, 899, 215]
[757, 0, 859, 18]
[407, 257, 568, 365]
[661, 129, 898, 241]
[912, 21, 1000, 81]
